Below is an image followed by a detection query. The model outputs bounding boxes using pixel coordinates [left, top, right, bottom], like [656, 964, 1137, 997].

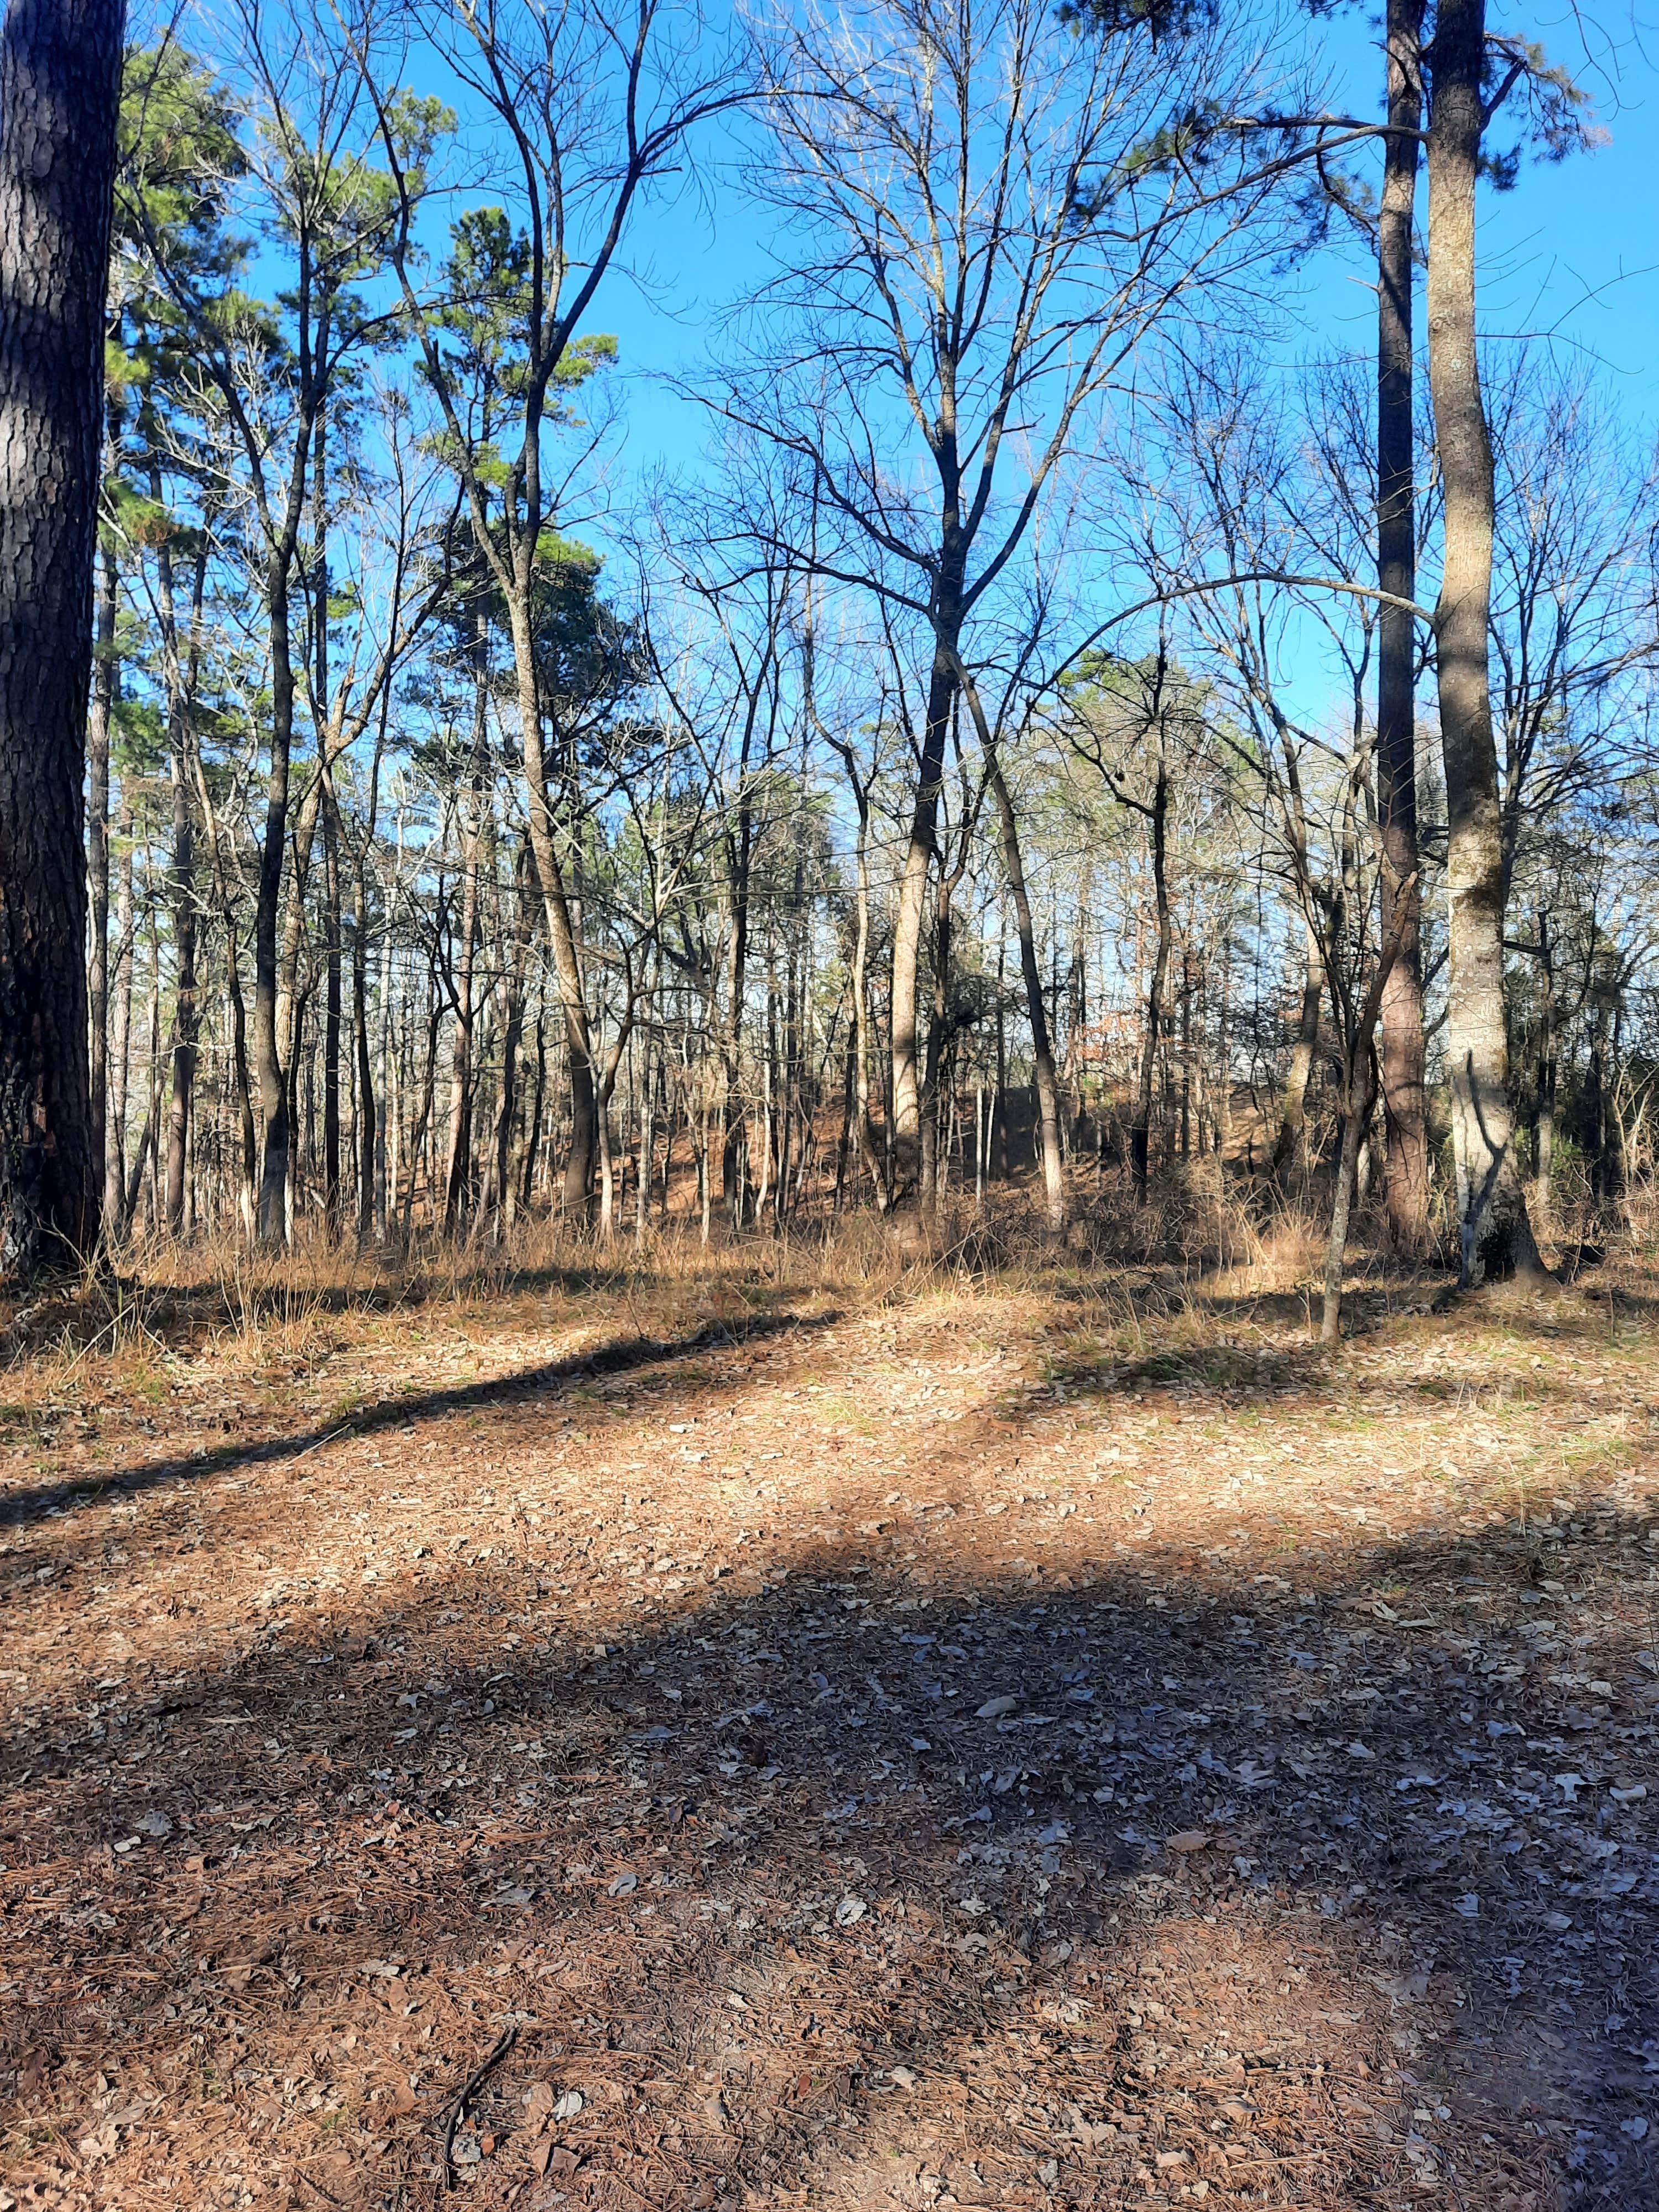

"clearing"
[2, 1236, 1657, 2211]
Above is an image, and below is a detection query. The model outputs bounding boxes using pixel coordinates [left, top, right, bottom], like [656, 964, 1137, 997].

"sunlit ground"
[2, 1235, 1655, 2210]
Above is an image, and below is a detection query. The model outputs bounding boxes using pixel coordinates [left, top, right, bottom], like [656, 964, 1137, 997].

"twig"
[437, 2023, 517, 2187]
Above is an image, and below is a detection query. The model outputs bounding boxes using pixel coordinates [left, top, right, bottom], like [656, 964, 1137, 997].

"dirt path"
[3, 1255, 1657, 2211]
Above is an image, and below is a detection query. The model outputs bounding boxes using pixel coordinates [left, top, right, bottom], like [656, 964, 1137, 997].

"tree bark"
[87, 530, 117, 1238]
[1426, 0, 1543, 1286]
[320, 768, 343, 1230]
[158, 511, 206, 1238]
[163, 714, 198, 1236]
[0, 0, 122, 1275]
[891, 636, 957, 1209]
[1274, 917, 1326, 1186]
[964, 676, 1065, 1234]
[441, 775, 482, 1235]
[107, 797, 133, 1234]
[1132, 753, 1171, 1203]
[1376, 0, 1431, 1251]
[1533, 912, 1556, 1225]
[486, 843, 533, 1239]
[353, 814, 375, 1242]
[509, 602, 598, 1220]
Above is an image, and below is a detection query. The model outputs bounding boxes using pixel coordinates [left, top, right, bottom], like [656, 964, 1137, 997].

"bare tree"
[727, 0, 1297, 1217]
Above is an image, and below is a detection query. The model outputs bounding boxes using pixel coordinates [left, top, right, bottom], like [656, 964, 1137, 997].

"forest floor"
[2, 1222, 1659, 2212]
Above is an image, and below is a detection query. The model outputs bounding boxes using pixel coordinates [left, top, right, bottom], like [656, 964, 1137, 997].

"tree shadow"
[3, 1472, 1652, 2210]
[0, 1304, 841, 1532]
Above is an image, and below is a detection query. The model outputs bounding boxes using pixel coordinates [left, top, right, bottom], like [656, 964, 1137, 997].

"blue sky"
[572, 1, 1659, 486]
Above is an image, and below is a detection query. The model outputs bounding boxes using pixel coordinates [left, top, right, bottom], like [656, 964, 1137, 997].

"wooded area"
[0, 0, 1650, 1304]
[3, 0, 1659, 2206]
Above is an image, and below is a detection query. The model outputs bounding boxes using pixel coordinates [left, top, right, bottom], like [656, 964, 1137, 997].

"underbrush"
[3, 1159, 1637, 1425]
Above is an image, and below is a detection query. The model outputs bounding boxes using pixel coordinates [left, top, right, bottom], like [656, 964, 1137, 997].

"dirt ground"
[3, 1233, 1658, 2212]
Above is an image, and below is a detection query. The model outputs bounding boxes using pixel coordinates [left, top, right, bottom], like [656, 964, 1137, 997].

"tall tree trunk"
[1377, 0, 1431, 1252]
[353, 828, 375, 1242]
[1274, 917, 1326, 1185]
[310, 400, 342, 1234]
[1533, 914, 1556, 1227]
[993, 925, 1008, 1178]
[374, 916, 393, 1237]
[847, 793, 885, 1207]
[158, 517, 206, 1239]
[320, 770, 343, 1230]
[87, 531, 117, 1238]
[1132, 755, 1171, 1204]
[1321, 875, 1416, 1342]
[1321, 1054, 1378, 1344]
[919, 893, 947, 1217]
[486, 841, 533, 1237]
[978, 718, 1065, 1233]
[890, 637, 957, 1208]
[164, 730, 198, 1236]
[720, 774, 754, 1219]
[1426, 0, 1543, 1286]
[274, 771, 324, 1229]
[521, 1010, 546, 1215]
[442, 670, 486, 1234]
[355, 712, 392, 1244]
[253, 563, 300, 1242]
[0, 0, 122, 1275]
[508, 602, 597, 1219]
[226, 935, 257, 1236]
[107, 799, 133, 1234]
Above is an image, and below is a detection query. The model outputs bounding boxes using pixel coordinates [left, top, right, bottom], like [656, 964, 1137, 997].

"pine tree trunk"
[164, 732, 197, 1236]
[1426, 0, 1543, 1286]
[107, 802, 133, 1233]
[320, 770, 343, 1232]
[0, 0, 122, 1275]
[353, 838, 375, 1242]
[507, 602, 597, 1220]
[158, 517, 205, 1239]
[1377, 0, 1431, 1251]
[87, 531, 117, 1234]
[442, 785, 481, 1234]
[985, 738, 1065, 1233]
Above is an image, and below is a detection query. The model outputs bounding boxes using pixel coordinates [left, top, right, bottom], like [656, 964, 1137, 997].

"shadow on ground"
[0, 1306, 841, 1532]
[3, 1456, 1654, 2212]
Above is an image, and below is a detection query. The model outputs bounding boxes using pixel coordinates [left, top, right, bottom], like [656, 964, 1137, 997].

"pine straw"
[2, 1238, 1656, 2211]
